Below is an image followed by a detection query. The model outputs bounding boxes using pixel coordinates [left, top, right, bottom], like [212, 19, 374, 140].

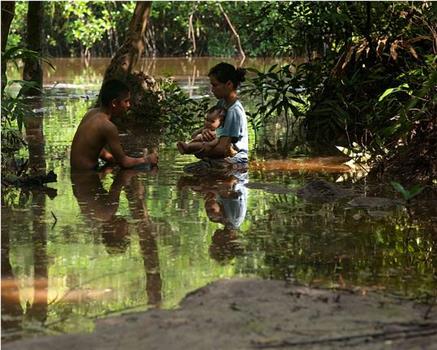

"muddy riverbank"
[4, 278, 436, 350]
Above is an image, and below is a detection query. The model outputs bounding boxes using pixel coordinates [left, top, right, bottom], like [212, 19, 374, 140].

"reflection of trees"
[25, 191, 49, 324]
[246, 197, 436, 294]
[1, 228, 24, 342]
[1, 100, 52, 342]
[1, 189, 50, 342]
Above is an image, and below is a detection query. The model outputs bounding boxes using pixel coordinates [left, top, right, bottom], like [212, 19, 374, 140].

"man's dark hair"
[100, 79, 130, 107]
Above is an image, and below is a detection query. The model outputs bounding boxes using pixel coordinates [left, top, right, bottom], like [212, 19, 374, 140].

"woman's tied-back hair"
[208, 62, 246, 89]
[100, 79, 130, 107]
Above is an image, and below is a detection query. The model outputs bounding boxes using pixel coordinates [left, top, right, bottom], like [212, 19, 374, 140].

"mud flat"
[4, 279, 437, 350]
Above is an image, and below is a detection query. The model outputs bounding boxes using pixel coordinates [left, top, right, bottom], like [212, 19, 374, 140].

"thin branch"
[188, 13, 196, 54]
[217, 3, 246, 64]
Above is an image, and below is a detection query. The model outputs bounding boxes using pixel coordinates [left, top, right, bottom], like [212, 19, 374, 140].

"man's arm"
[104, 123, 155, 168]
[99, 148, 115, 163]
[196, 136, 232, 158]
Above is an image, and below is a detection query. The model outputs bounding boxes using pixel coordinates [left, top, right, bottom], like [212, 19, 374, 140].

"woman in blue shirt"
[198, 62, 249, 165]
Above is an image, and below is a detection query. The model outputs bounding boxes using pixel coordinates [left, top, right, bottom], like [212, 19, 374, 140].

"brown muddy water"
[2, 58, 436, 343]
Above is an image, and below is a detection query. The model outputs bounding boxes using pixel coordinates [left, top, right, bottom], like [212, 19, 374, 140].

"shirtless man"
[70, 79, 158, 170]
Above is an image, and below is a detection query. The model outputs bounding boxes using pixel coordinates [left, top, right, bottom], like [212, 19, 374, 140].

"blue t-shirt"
[217, 172, 248, 229]
[216, 100, 248, 162]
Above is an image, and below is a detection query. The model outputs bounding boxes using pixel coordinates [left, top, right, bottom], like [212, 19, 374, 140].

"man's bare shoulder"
[80, 108, 112, 126]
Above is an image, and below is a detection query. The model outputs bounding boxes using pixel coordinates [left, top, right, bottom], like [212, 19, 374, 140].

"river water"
[2, 57, 436, 342]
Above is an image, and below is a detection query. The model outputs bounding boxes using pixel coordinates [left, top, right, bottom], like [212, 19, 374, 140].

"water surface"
[2, 58, 436, 342]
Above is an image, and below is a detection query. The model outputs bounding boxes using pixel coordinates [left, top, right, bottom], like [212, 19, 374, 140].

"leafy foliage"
[243, 64, 307, 156]
[11, 2, 430, 59]
[1, 46, 48, 176]
[298, 3, 436, 158]
[158, 78, 210, 141]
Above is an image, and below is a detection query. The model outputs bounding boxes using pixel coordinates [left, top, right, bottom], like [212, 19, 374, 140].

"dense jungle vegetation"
[2, 1, 436, 185]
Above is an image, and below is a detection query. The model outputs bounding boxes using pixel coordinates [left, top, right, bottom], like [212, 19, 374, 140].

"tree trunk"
[99, 2, 159, 118]
[1, 1, 15, 52]
[102, 1, 151, 82]
[365, 3, 372, 44]
[1, 1, 15, 93]
[25, 98, 46, 173]
[23, 1, 44, 96]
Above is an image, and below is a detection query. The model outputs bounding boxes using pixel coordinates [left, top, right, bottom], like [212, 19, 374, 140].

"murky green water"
[2, 58, 436, 342]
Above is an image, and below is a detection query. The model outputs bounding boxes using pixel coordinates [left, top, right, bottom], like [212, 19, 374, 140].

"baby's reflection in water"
[178, 171, 248, 264]
[71, 167, 161, 307]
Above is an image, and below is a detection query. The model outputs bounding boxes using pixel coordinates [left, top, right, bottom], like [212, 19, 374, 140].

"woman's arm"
[201, 138, 220, 152]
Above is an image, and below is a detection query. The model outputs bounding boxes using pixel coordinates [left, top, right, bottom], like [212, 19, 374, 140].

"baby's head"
[204, 106, 226, 131]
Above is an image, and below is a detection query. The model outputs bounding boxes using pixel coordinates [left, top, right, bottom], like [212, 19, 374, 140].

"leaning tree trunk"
[99, 1, 160, 118]
[23, 1, 44, 96]
[1, 1, 15, 94]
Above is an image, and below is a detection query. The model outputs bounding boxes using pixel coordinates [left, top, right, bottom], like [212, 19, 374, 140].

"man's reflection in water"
[178, 171, 248, 264]
[71, 168, 162, 307]
[124, 174, 162, 306]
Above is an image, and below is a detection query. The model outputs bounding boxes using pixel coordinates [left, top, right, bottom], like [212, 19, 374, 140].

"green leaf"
[378, 83, 411, 102]
[390, 181, 409, 200]
[407, 184, 425, 199]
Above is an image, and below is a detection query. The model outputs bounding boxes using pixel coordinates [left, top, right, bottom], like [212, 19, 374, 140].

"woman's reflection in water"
[71, 168, 162, 307]
[178, 171, 248, 264]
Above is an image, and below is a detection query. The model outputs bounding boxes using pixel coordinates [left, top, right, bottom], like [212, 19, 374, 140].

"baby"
[177, 106, 237, 157]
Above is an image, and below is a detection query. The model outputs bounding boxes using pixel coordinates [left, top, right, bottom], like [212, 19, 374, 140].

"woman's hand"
[201, 129, 216, 142]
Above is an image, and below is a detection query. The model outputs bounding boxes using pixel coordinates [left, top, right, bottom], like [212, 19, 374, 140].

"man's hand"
[144, 148, 159, 166]
[201, 129, 215, 142]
